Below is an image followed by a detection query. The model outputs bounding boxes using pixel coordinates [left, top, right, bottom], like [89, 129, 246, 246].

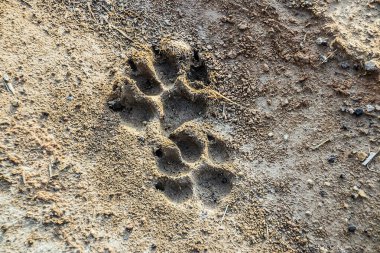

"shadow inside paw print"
[187, 50, 210, 85]
[206, 134, 230, 164]
[161, 89, 207, 132]
[120, 101, 156, 128]
[152, 45, 180, 86]
[108, 38, 235, 208]
[193, 165, 234, 207]
[155, 176, 193, 203]
[153, 123, 235, 208]
[153, 145, 191, 176]
[108, 76, 159, 129]
[169, 128, 204, 163]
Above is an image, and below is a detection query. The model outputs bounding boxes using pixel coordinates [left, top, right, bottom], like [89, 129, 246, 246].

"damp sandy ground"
[292, 0, 380, 61]
[0, 0, 379, 252]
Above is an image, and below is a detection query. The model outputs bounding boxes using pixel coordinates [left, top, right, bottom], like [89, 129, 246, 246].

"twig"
[300, 33, 307, 47]
[4, 82, 15, 95]
[220, 205, 229, 224]
[317, 50, 337, 66]
[311, 138, 331, 150]
[48, 163, 53, 178]
[264, 217, 269, 240]
[99, 3, 110, 12]
[268, 19, 296, 36]
[189, 80, 259, 115]
[363, 149, 379, 166]
[109, 25, 133, 42]
[18, 0, 32, 8]
[206, 89, 239, 105]
[21, 169, 26, 185]
[193, 82, 239, 106]
[87, 1, 96, 21]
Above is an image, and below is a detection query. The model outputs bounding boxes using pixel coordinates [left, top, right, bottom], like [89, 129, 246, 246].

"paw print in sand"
[108, 38, 235, 208]
[154, 124, 234, 208]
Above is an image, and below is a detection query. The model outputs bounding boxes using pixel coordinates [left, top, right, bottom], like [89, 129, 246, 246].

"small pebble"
[281, 98, 289, 106]
[227, 50, 237, 59]
[319, 55, 328, 63]
[3, 73, 10, 82]
[283, 134, 289, 141]
[177, 9, 184, 18]
[357, 189, 368, 199]
[263, 63, 270, 72]
[306, 179, 314, 187]
[357, 151, 367, 161]
[67, 94, 74, 101]
[305, 211, 312, 217]
[268, 132, 274, 137]
[327, 155, 337, 164]
[11, 100, 20, 107]
[319, 190, 327, 197]
[107, 100, 124, 111]
[340, 62, 350, 69]
[364, 60, 378, 72]
[366, 105, 374, 112]
[353, 108, 364, 116]
[316, 37, 328, 46]
[348, 224, 356, 233]
[41, 112, 49, 119]
[237, 22, 248, 30]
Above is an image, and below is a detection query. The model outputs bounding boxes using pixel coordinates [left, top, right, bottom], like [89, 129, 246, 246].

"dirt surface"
[0, 0, 379, 252]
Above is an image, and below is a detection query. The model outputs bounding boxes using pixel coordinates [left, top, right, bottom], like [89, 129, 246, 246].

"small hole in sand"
[188, 63, 209, 84]
[207, 134, 215, 141]
[151, 44, 160, 55]
[154, 148, 163, 158]
[128, 59, 137, 72]
[193, 50, 200, 62]
[155, 181, 165, 191]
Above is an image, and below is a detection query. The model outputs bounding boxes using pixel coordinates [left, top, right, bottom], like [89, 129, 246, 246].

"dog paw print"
[154, 123, 234, 207]
[108, 38, 235, 208]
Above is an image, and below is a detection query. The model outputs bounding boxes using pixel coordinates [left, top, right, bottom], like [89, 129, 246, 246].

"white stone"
[366, 104, 375, 112]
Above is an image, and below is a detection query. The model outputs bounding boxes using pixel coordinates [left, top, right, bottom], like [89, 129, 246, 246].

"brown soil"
[0, 0, 379, 252]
